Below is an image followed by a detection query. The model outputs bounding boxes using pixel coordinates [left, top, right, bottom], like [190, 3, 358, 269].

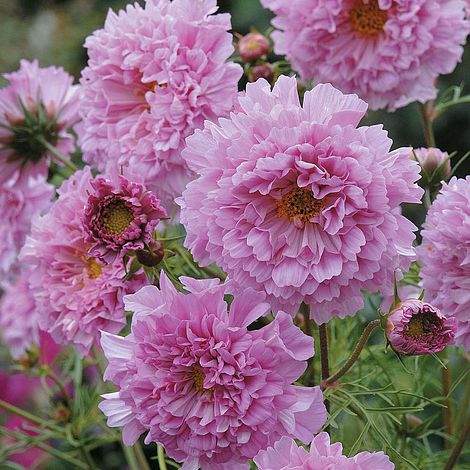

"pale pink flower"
[179, 76, 423, 323]
[0, 174, 53, 284]
[83, 174, 167, 263]
[0, 59, 80, 183]
[20, 168, 147, 356]
[418, 176, 470, 351]
[254, 433, 394, 469]
[99, 273, 326, 470]
[261, 0, 470, 110]
[386, 299, 456, 355]
[412, 147, 451, 179]
[78, 0, 242, 207]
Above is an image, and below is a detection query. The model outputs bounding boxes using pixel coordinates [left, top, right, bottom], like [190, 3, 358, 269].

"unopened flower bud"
[412, 147, 451, 179]
[16, 344, 40, 370]
[136, 240, 165, 267]
[249, 63, 274, 83]
[386, 299, 456, 356]
[239, 32, 270, 63]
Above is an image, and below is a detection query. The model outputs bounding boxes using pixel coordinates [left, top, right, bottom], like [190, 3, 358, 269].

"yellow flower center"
[192, 368, 206, 392]
[276, 187, 324, 223]
[349, 0, 388, 38]
[83, 257, 103, 280]
[102, 201, 134, 236]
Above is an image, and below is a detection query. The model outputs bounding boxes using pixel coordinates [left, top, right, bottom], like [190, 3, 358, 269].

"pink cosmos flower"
[0, 59, 80, 183]
[0, 174, 53, 284]
[83, 174, 167, 263]
[418, 176, 470, 351]
[260, 0, 470, 111]
[99, 273, 327, 470]
[386, 299, 456, 355]
[254, 433, 394, 469]
[20, 168, 147, 356]
[78, 0, 242, 207]
[179, 76, 423, 323]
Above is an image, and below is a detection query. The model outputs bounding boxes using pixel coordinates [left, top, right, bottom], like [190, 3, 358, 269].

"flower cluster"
[261, 0, 470, 110]
[78, 0, 242, 208]
[100, 273, 327, 469]
[418, 176, 470, 351]
[180, 76, 423, 323]
[20, 168, 149, 355]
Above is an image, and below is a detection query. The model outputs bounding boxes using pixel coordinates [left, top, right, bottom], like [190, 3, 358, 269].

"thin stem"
[455, 377, 470, 431]
[134, 441, 151, 470]
[322, 320, 381, 387]
[318, 323, 330, 419]
[122, 442, 140, 470]
[36, 135, 78, 171]
[0, 399, 62, 433]
[0, 427, 88, 469]
[444, 412, 470, 470]
[201, 265, 227, 282]
[78, 445, 98, 470]
[158, 445, 168, 470]
[44, 367, 72, 408]
[300, 303, 315, 385]
[442, 349, 454, 446]
[418, 101, 436, 148]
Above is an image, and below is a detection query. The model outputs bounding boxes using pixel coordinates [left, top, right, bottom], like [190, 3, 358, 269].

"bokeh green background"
[1, 0, 469, 161]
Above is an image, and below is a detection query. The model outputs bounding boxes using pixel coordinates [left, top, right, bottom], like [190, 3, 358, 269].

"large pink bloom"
[0, 174, 53, 284]
[99, 273, 326, 470]
[418, 176, 470, 351]
[78, 0, 242, 207]
[260, 0, 469, 110]
[254, 433, 394, 469]
[83, 174, 167, 263]
[0, 59, 80, 183]
[20, 168, 147, 356]
[179, 76, 423, 323]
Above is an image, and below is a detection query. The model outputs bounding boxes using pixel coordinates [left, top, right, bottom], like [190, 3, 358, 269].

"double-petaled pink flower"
[99, 273, 326, 469]
[78, 0, 242, 209]
[179, 76, 423, 323]
[261, 0, 469, 110]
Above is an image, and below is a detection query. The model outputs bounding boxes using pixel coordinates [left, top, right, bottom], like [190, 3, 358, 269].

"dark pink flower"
[386, 299, 456, 355]
[83, 175, 167, 263]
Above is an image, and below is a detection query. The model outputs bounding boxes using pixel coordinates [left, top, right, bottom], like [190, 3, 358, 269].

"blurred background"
[0, 0, 469, 160]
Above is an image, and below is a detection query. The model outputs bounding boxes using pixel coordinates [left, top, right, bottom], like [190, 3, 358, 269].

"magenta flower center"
[277, 187, 324, 222]
[349, 0, 388, 38]
[101, 201, 134, 236]
[405, 311, 441, 338]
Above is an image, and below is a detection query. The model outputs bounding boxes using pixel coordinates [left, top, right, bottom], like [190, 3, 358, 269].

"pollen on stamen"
[101, 201, 134, 236]
[276, 187, 324, 223]
[349, 0, 388, 39]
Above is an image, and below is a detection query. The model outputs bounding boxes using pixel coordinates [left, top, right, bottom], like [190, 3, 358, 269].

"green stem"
[444, 412, 470, 470]
[200, 265, 227, 282]
[322, 320, 381, 387]
[418, 102, 436, 148]
[318, 323, 330, 422]
[442, 350, 454, 447]
[122, 443, 140, 470]
[158, 445, 168, 470]
[134, 441, 151, 470]
[36, 135, 78, 171]
[0, 399, 62, 433]
[78, 445, 98, 470]
[0, 427, 88, 469]
[44, 367, 72, 408]
[455, 376, 470, 431]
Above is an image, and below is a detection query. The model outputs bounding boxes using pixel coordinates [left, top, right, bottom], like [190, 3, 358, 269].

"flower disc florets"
[386, 299, 456, 355]
[83, 175, 167, 263]
[99, 274, 327, 469]
[179, 76, 423, 323]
